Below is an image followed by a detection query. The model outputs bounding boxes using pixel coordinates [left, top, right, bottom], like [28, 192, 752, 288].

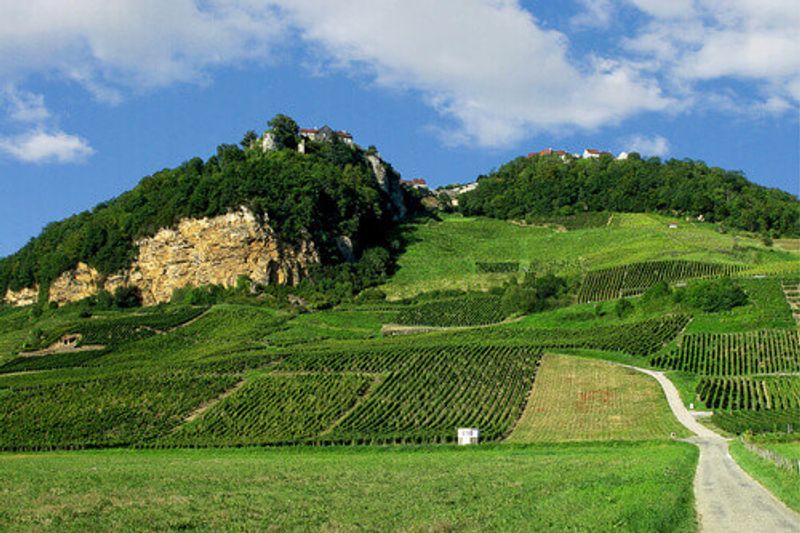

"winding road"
[629, 366, 800, 532]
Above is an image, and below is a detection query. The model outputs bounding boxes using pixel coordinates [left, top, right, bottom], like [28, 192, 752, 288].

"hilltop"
[457, 151, 799, 237]
[0, 115, 416, 308]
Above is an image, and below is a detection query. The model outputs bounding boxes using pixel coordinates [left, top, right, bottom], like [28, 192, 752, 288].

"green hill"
[458, 153, 800, 237]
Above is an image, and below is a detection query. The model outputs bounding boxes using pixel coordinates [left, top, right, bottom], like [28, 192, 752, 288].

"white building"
[457, 427, 480, 445]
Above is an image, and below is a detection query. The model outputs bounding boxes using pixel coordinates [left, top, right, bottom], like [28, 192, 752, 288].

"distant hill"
[458, 153, 800, 237]
[0, 115, 411, 305]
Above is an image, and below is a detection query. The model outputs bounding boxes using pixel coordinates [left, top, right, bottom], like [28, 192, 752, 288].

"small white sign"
[457, 428, 479, 445]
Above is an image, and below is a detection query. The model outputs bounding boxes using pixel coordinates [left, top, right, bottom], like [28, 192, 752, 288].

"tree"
[267, 114, 299, 150]
[113, 286, 142, 309]
[240, 130, 258, 149]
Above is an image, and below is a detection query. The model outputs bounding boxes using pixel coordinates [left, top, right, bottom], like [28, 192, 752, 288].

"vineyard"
[0, 372, 237, 450]
[508, 354, 688, 442]
[167, 373, 373, 447]
[327, 345, 541, 444]
[484, 315, 691, 356]
[712, 409, 800, 435]
[651, 330, 800, 376]
[394, 293, 506, 327]
[0, 348, 108, 374]
[578, 260, 743, 303]
[696, 376, 800, 411]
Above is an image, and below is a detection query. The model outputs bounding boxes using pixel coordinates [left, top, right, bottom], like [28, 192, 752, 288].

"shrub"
[615, 298, 634, 318]
[684, 277, 748, 312]
[113, 286, 142, 309]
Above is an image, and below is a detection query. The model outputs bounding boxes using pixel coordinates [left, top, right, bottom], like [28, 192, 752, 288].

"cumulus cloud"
[625, 134, 669, 156]
[0, 0, 285, 94]
[276, 0, 671, 146]
[0, 130, 94, 164]
[624, 0, 800, 107]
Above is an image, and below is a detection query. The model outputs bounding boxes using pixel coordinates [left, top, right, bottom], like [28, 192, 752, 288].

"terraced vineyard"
[651, 330, 800, 376]
[395, 293, 506, 327]
[697, 376, 800, 411]
[578, 260, 743, 303]
[167, 373, 373, 447]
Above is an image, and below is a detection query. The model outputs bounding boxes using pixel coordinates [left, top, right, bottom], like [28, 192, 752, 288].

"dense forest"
[0, 116, 409, 298]
[459, 153, 800, 236]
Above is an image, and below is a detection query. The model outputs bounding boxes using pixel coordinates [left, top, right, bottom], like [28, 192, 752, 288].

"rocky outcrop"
[49, 262, 102, 304]
[367, 154, 406, 220]
[128, 208, 317, 305]
[4, 286, 39, 307]
[6, 208, 319, 307]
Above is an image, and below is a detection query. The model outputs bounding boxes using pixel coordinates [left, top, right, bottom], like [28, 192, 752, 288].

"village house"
[400, 178, 429, 190]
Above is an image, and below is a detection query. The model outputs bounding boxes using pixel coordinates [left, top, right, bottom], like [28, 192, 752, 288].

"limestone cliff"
[127, 208, 317, 305]
[11, 208, 318, 307]
[4, 286, 39, 307]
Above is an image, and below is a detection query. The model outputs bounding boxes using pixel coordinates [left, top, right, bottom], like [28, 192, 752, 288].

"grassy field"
[0, 443, 698, 532]
[381, 213, 789, 300]
[508, 354, 689, 443]
[729, 440, 800, 513]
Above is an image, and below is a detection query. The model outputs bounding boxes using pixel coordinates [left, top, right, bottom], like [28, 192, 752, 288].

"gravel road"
[629, 366, 800, 532]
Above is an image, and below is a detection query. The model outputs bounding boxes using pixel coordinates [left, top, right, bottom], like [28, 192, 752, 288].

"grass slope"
[508, 354, 689, 443]
[0, 443, 698, 532]
[729, 440, 800, 513]
[382, 213, 794, 299]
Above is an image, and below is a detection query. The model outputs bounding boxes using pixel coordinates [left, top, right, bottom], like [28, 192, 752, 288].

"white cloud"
[1, 87, 50, 123]
[625, 134, 669, 156]
[276, 0, 671, 146]
[571, 0, 614, 29]
[0, 130, 94, 164]
[625, 0, 800, 107]
[0, 0, 285, 94]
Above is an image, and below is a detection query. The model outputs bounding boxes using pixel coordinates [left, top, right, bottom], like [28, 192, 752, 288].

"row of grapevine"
[475, 261, 519, 273]
[697, 376, 800, 411]
[395, 294, 506, 327]
[0, 371, 237, 451]
[712, 409, 800, 435]
[651, 330, 800, 376]
[0, 348, 108, 374]
[577, 260, 744, 303]
[74, 306, 208, 345]
[474, 315, 690, 356]
[165, 373, 372, 447]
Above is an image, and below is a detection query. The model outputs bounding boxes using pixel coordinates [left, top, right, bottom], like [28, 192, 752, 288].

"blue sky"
[0, 0, 798, 257]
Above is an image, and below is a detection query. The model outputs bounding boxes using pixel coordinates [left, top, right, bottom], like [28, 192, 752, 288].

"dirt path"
[628, 365, 800, 532]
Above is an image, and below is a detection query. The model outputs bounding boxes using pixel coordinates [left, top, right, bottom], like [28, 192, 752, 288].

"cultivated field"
[508, 354, 689, 442]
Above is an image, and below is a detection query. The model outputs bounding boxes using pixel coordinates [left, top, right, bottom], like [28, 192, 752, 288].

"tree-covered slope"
[459, 153, 800, 237]
[0, 117, 409, 297]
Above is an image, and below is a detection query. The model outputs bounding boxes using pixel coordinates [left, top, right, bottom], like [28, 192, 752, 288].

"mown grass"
[0, 443, 698, 532]
[729, 440, 800, 513]
[508, 354, 689, 443]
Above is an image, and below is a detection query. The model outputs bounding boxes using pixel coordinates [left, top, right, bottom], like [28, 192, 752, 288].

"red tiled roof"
[299, 128, 318, 133]
[336, 131, 352, 138]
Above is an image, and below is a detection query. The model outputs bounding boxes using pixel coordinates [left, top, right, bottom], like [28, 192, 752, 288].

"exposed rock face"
[6, 208, 319, 307]
[129, 208, 317, 305]
[4, 286, 39, 307]
[50, 262, 102, 305]
[367, 154, 406, 220]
